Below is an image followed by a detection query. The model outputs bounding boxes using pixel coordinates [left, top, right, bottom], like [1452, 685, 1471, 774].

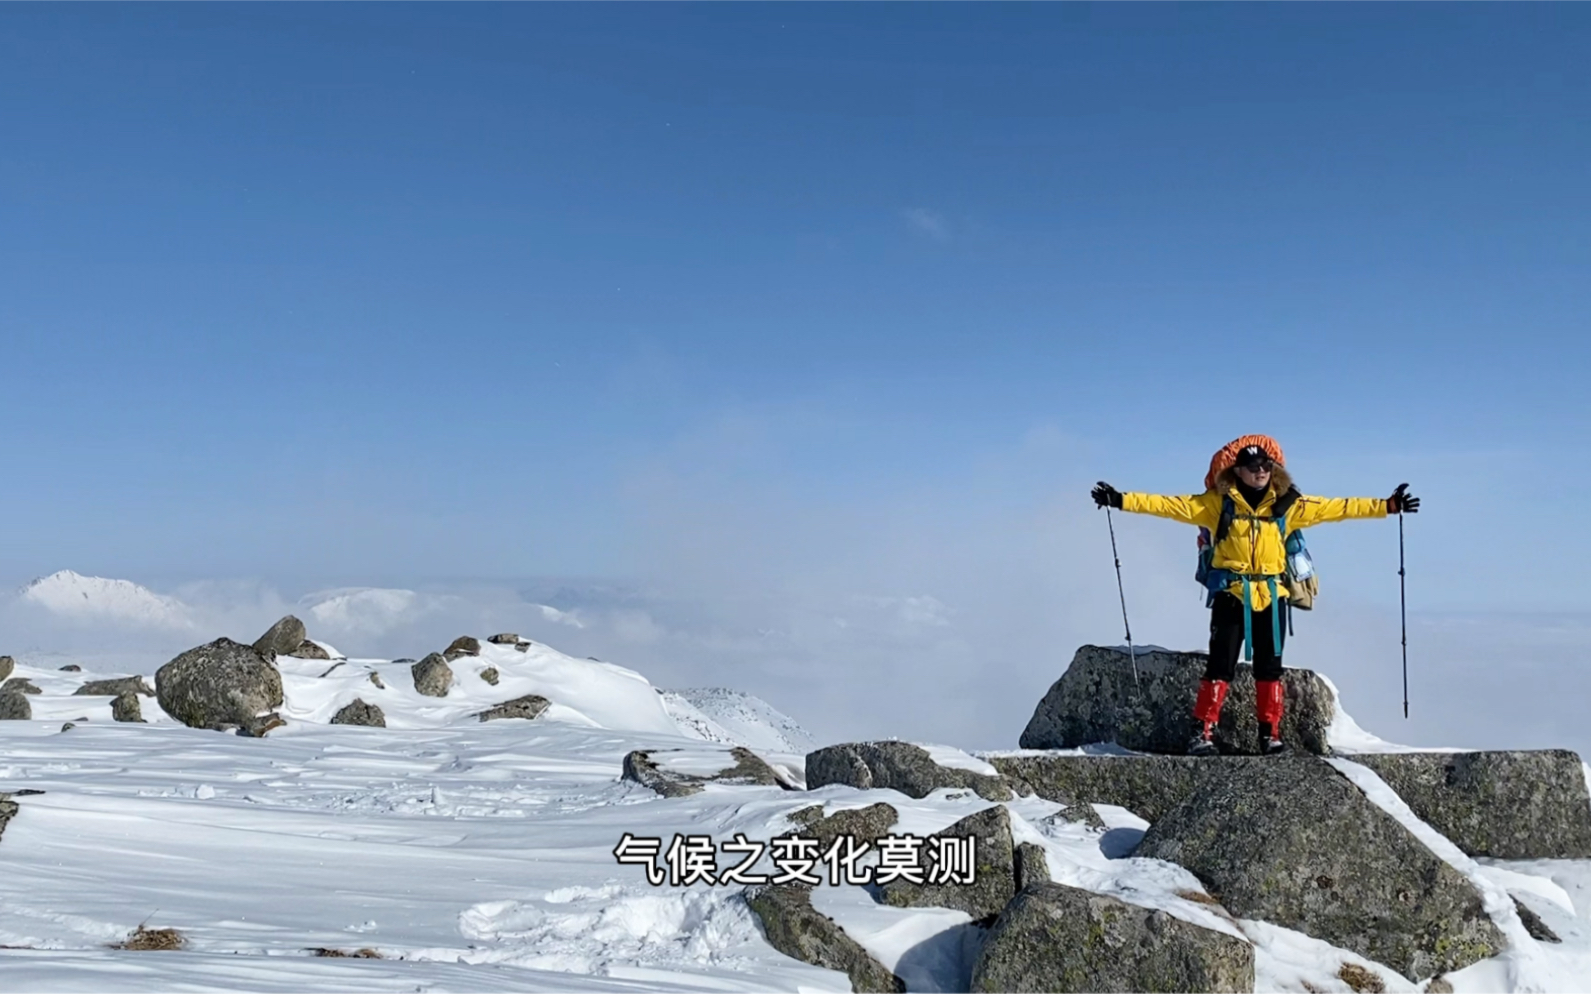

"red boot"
[1256, 680, 1286, 755]
[1189, 680, 1229, 756]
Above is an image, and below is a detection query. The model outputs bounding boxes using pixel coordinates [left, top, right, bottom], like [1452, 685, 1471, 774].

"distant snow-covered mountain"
[661, 686, 818, 754]
[19, 570, 194, 629]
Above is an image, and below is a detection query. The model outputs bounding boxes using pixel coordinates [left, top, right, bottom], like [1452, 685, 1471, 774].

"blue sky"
[3, 5, 1589, 746]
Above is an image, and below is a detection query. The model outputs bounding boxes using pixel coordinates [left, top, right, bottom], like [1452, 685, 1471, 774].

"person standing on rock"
[1090, 435, 1419, 756]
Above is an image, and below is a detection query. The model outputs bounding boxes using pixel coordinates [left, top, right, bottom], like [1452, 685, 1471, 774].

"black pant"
[1206, 591, 1285, 683]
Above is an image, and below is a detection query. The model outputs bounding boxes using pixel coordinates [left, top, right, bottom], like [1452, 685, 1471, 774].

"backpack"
[1195, 488, 1319, 614]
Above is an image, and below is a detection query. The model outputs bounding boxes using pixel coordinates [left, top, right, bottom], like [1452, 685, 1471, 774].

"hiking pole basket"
[1105, 506, 1143, 694]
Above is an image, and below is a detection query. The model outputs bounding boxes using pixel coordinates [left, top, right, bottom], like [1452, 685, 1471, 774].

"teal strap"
[1242, 578, 1254, 662]
[1268, 577, 1281, 659]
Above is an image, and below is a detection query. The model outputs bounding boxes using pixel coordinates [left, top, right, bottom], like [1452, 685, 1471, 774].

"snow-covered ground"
[3, 639, 1591, 992]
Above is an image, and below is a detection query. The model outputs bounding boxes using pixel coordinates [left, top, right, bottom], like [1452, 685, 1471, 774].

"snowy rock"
[1014, 841, 1051, 892]
[443, 635, 481, 660]
[992, 754, 1219, 822]
[880, 804, 1016, 921]
[806, 741, 1013, 801]
[486, 633, 521, 645]
[478, 666, 500, 686]
[2, 677, 42, 695]
[59, 664, 81, 672]
[411, 653, 453, 697]
[623, 746, 786, 797]
[743, 883, 905, 993]
[0, 691, 30, 720]
[1134, 757, 1504, 982]
[155, 637, 285, 732]
[1020, 645, 1334, 755]
[291, 639, 332, 660]
[74, 676, 155, 698]
[476, 694, 550, 723]
[0, 794, 18, 842]
[1352, 750, 1591, 859]
[784, 802, 900, 849]
[252, 615, 308, 659]
[331, 699, 387, 728]
[111, 692, 146, 723]
[0, 656, 12, 681]
[971, 881, 1255, 993]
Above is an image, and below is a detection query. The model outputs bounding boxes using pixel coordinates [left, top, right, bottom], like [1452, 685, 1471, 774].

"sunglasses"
[1235, 459, 1273, 471]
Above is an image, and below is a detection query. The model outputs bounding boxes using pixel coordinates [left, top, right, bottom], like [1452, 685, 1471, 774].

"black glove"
[1092, 482, 1123, 509]
[1388, 483, 1420, 514]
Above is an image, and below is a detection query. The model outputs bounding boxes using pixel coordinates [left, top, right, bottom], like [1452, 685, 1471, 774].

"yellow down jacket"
[1121, 475, 1386, 611]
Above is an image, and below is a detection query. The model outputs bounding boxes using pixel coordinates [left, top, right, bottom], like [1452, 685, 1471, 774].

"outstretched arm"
[1094, 482, 1219, 527]
[1289, 484, 1419, 529]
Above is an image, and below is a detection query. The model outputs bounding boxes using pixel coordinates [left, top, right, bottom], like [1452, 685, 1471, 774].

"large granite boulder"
[806, 741, 1013, 801]
[477, 694, 550, 722]
[156, 638, 285, 733]
[1020, 645, 1335, 755]
[75, 676, 155, 698]
[444, 635, 482, 660]
[623, 747, 786, 797]
[0, 692, 30, 720]
[411, 653, 453, 697]
[1351, 750, 1591, 859]
[252, 615, 308, 659]
[971, 881, 1254, 993]
[744, 883, 904, 993]
[880, 804, 1016, 921]
[992, 753, 1206, 821]
[1135, 757, 1504, 982]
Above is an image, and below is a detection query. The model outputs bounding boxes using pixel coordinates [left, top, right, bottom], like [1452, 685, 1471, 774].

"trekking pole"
[1104, 505, 1143, 694]
[1399, 507, 1408, 719]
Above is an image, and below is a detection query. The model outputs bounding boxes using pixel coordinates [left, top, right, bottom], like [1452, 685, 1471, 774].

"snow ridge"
[19, 570, 194, 629]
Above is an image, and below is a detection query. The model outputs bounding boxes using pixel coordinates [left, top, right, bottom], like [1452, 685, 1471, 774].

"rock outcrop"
[2, 677, 42, 695]
[411, 653, 453, 697]
[443, 636, 481, 660]
[155, 638, 284, 733]
[744, 883, 905, 993]
[1134, 757, 1504, 981]
[784, 803, 900, 849]
[111, 693, 146, 723]
[252, 615, 308, 659]
[880, 804, 1016, 921]
[487, 633, 521, 645]
[1014, 842, 1051, 892]
[331, 699, 387, 727]
[806, 741, 1013, 801]
[478, 666, 500, 686]
[477, 694, 550, 722]
[0, 691, 30, 720]
[624, 747, 786, 797]
[292, 640, 332, 660]
[0, 656, 12, 681]
[0, 794, 18, 842]
[75, 676, 155, 698]
[1019, 645, 1334, 755]
[1351, 750, 1591, 859]
[992, 753, 1207, 821]
[971, 881, 1254, 993]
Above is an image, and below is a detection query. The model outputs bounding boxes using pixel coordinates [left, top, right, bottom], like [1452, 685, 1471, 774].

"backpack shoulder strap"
[1214, 495, 1237, 544]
